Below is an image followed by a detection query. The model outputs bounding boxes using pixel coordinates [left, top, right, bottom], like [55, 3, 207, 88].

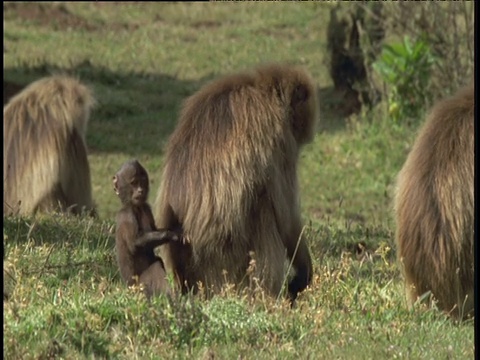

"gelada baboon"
[394, 83, 474, 319]
[3, 75, 96, 216]
[113, 160, 180, 298]
[154, 64, 319, 300]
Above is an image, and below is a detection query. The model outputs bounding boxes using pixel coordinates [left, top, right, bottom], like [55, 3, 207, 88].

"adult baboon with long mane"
[394, 82, 474, 319]
[3, 75, 96, 216]
[154, 64, 319, 300]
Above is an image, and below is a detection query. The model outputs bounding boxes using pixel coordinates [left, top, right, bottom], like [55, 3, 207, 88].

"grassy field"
[3, 3, 474, 359]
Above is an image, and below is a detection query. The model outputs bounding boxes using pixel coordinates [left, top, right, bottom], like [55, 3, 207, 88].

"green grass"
[3, 3, 474, 359]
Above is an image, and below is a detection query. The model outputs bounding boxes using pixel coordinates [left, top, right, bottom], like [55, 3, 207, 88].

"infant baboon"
[154, 63, 319, 301]
[114, 160, 179, 298]
[394, 83, 474, 319]
[3, 75, 96, 216]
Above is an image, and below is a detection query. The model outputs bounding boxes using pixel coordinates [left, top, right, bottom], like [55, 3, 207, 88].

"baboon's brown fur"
[3, 75, 96, 216]
[394, 83, 474, 319]
[154, 64, 319, 300]
[113, 160, 179, 298]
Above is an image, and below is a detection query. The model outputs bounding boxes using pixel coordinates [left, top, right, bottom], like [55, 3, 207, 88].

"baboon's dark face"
[128, 172, 148, 206]
[290, 83, 318, 145]
[116, 162, 149, 207]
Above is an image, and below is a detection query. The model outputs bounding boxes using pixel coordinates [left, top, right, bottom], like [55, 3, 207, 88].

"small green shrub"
[373, 36, 436, 123]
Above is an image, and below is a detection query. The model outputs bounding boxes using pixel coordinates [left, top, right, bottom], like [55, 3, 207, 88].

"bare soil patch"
[4, 2, 99, 31]
[3, 2, 139, 32]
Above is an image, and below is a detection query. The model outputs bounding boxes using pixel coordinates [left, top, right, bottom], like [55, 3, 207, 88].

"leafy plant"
[373, 36, 436, 122]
